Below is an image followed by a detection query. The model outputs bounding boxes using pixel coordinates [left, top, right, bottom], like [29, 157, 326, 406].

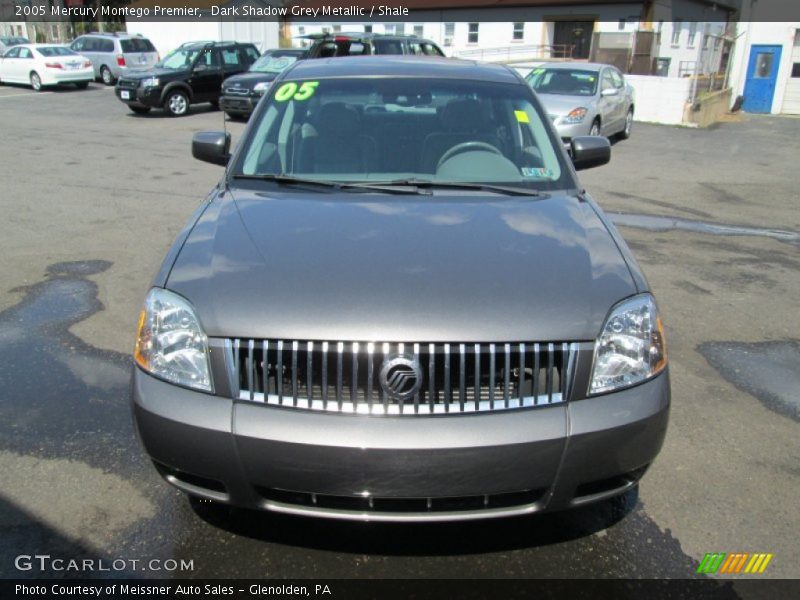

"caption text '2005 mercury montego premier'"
[133, 56, 669, 522]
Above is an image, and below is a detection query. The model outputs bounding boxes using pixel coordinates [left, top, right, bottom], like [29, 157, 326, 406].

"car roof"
[285, 55, 520, 84]
[533, 62, 613, 72]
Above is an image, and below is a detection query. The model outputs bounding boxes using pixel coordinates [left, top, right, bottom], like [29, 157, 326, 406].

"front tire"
[619, 108, 634, 140]
[130, 105, 151, 115]
[100, 66, 115, 86]
[165, 90, 189, 117]
[589, 119, 601, 136]
[30, 72, 43, 92]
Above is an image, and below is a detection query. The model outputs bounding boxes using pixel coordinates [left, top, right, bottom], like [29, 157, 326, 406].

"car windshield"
[250, 54, 298, 74]
[157, 48, 201, 69]
[236, 77, 570, 189]
[527, 68, 599, 96]
[36, 46, 78, 57]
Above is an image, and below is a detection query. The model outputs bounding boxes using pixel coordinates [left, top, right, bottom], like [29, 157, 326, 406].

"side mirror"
[192, 131, 230, 166]
[570, 136, 611, 171]
[193, 63, 209, 72]
[601, 87, 619, 97]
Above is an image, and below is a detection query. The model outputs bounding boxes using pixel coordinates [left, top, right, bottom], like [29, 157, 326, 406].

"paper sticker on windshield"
[532, 68, 545, 75]
[274, 81, 319, 102]
[514, 110, 530, 123]
[521, 167, 554, 178]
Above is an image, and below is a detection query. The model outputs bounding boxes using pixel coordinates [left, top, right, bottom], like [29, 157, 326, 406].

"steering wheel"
[437, 142, 503, 170]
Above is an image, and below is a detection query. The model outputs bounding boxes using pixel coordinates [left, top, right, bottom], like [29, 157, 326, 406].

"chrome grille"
[227, 339, 578, 415]
[223, 86, 250, 96]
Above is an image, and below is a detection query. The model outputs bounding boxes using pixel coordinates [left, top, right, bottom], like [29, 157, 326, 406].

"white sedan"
[0, 44, 94, 91]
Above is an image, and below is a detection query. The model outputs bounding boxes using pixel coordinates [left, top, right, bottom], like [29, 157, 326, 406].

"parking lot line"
[0, 91, 53, 99]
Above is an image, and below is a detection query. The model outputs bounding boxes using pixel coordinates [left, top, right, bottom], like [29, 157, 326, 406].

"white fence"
[625, 75, 692, 125]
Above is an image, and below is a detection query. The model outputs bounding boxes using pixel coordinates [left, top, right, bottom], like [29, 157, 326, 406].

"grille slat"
[229, 338, 577, 416]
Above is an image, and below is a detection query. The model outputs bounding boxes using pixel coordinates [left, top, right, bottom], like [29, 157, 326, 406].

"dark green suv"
[114, 41, 259, 116]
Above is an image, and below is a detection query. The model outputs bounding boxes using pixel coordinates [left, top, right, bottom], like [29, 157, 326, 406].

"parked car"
[0, 36, 30, 53]
[0, 44, 93, 91]
[133, 56, 669, 522]
[302, 33, 445, 58]
[219, 48, 307, 119]
[70, 32, 159, 85]
[526, 62, 635, 141]
[114, 41, 260, 116]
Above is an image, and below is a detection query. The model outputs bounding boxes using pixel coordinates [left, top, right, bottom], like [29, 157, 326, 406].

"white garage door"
[782, 32, 800, 114]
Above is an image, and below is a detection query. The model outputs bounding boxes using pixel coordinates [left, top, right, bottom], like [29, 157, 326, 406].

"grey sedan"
[526, 62, 635, 141]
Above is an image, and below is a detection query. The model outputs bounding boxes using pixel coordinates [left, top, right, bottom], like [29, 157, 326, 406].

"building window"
[618, 19, 626, 31]
[332, 25, 341, 33]
[687, 22, 697, 47]
[468, 23, 479, 44]
[364, 25, 372, 33]
[794, 29, 800, 46]
[444, 22, 455, 46]
[513, 22, 524, 40]
[792, 63, 800, 78]
[414, 25, 424, 37]
[671, 20, 682, 46]
[714, 36, 721, 50]
[322, 27, 330, 34]
[384, 23, 394, 35]
[298, 26, 305, 35]
[657, 20, 664, 33]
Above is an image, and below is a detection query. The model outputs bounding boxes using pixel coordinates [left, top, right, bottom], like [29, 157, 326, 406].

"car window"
[121, 38, 156, 53]
[373, 39, 404, 55]
[202, 49, 221, 67]
[221, 48, 240, 66]
[37, 47, 78, 57]
[101, 39, 115, 53]
[610, 69, 625, 88]
[421, 43, 443, 56]
[408, 42, 424, 55]
[4, 47, 20, 58]
[238, 77, 570, 190]
[601, 70, 616, 91]
[527, 68, 598, 96]
[157, 48, 202, 69]
[71, 38, 85, 52]
[244, 46, 260, 64]
[250, 54, 299, 74]
[84, 38, 99, 52]
[18, 48, 33, 59]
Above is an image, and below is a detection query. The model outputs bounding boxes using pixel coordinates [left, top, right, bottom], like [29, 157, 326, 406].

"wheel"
[209, 100, 220, 110]
[165, 90, 189, 117]
[130, 105, 151, 115]
[74, 82, 89, 90]
[100, 66, 114, 86]
[589, 119, 601, 136]
[619, 108, 633, 140]
[30, 72, 43, 92]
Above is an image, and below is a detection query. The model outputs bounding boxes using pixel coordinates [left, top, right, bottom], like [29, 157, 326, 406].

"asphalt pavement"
[0, 81, 797, 583]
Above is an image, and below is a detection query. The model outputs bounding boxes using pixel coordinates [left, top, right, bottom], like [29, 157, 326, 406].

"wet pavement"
[0, 85, 798, 582]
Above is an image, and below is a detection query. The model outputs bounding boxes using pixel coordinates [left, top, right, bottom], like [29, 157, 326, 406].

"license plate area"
[121, 90, 130, 100]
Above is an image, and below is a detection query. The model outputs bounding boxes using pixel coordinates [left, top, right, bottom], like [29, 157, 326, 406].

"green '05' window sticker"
[274, 81, 319, 102]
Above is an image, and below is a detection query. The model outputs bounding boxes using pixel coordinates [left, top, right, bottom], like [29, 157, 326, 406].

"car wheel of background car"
[100, 66, 114, 86]
[209, 100, 220, 111]
[225, 112, 243, 121]
[619, 108, 634, 140]
[74, 82, 89, 90]
[589, 119, 601, 136]
[130, 106, 151, 115]
[165, 90, 189, 117]
[30, 72, 42, 92]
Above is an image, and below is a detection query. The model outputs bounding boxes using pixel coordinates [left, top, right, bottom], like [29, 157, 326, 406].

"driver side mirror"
[601, 87, 619, 97]
[570, 136, 611, 171]
[192, 131, 230, 166]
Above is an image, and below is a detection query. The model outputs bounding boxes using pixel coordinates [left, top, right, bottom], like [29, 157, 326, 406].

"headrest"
[441, 99, 486, 132]
[316, 102, 360, 137]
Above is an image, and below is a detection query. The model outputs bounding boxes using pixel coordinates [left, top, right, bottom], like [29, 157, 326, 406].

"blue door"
[743, 45, 782, 113]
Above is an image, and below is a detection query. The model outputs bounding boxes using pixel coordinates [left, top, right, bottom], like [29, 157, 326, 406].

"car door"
[16, 47, 36, 83]
[599, 68, 623, 134]
[0, 46, 20, 81]
[189, 47, 223, 102]
[609, 68, 630, 132]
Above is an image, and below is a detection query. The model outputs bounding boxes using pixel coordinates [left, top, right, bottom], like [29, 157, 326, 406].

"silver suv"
[70, 33, 158, 85]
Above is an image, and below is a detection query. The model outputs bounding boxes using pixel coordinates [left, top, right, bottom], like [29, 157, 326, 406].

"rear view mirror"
[570, 136, 611, 171]
[192, 131, 230, 166]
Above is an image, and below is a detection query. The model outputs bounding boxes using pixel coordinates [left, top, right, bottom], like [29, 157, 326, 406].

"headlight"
[589, 294, 667, 395]
[253, 81, 271, 94]
[140, 77, 159, 88]
[134, 288, 213, 392]
[561, 107, 588, 124]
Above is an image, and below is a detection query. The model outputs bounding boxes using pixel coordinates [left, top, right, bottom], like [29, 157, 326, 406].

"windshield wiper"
[232, 174, 425, 195]
[367, 179, 544, 197]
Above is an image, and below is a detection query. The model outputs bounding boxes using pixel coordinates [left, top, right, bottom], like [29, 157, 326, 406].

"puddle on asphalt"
[698, 341, 800, 422]
[609, 212, 800, 245]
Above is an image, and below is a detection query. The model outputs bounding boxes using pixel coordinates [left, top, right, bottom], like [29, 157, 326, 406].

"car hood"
[537, 93, 597, 117]
[166, 188, 638, 342]
[224, 71, 279, 88]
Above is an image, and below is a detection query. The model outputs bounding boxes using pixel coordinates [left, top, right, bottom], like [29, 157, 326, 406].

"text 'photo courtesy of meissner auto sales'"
[0, 0, 799, 597]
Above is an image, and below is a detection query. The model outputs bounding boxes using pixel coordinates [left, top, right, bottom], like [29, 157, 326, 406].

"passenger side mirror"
[570, 136, 611, 171]
[192, 131, 230, 166]
[601, 87, 619, 97]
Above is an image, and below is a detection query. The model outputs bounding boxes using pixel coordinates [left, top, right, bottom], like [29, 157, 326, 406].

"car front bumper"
[132, 368, 669, 521]
[219, 93, 259, 115]
[552, 119, 594, 141]
[114, 85, 161, 108]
